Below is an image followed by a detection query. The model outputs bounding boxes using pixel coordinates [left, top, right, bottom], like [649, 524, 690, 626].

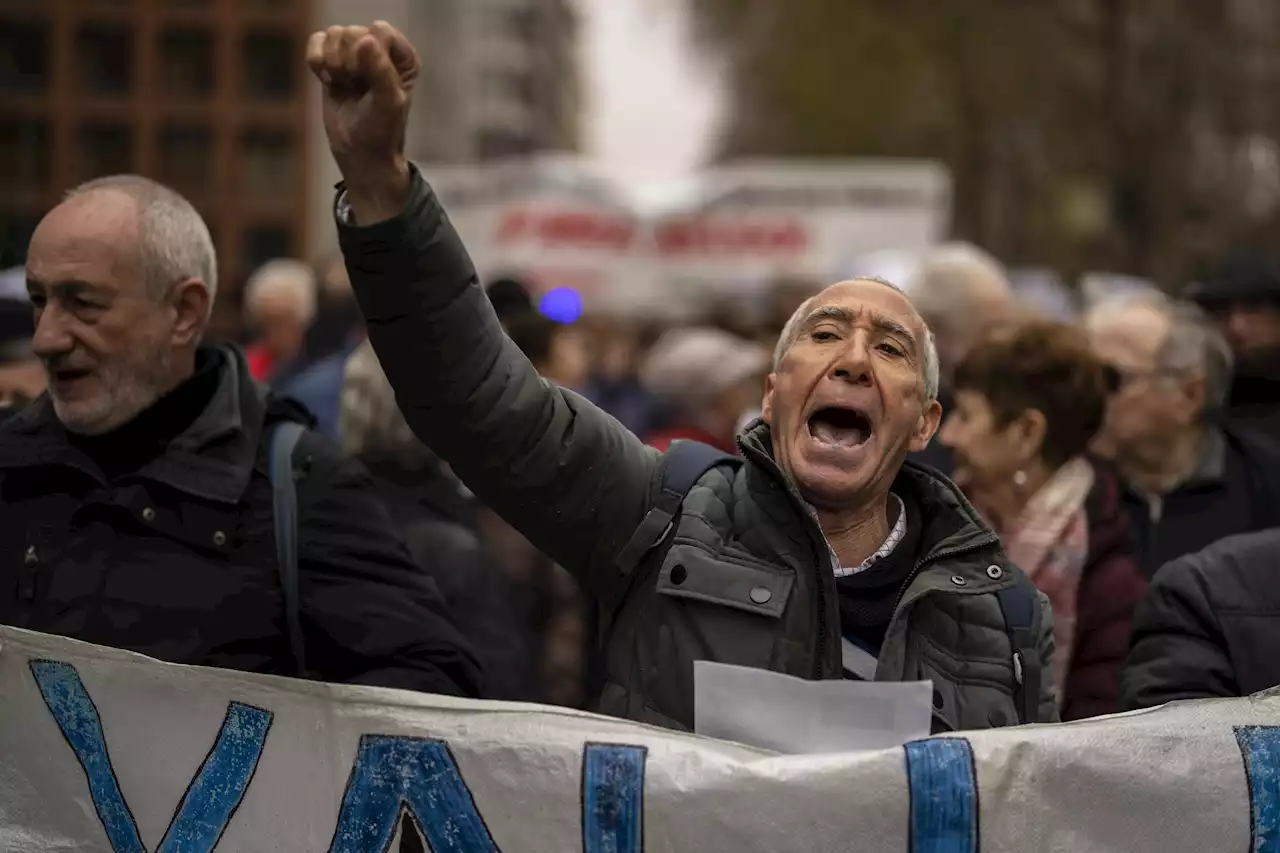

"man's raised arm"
[306, 22, 661, 585]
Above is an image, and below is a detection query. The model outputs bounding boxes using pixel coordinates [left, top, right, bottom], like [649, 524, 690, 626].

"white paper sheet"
[694, 660, 933, 754]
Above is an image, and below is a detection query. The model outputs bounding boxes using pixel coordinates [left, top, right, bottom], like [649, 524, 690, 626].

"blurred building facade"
[308, 0, 583, 262]
[0, 0, 580, 337]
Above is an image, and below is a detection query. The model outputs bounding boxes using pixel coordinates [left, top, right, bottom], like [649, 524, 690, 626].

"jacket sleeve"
[1061, 545, 1148, 720]
[335, 169, 661, 598]
[1118, 555, 1235, 710]
[1034, 590, 1062, 723]
[295, 436, 485, 697]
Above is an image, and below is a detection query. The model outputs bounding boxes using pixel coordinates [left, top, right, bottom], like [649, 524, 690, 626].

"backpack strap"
[267, 420, 308, 677]
[996, 569, 1042, 724]
[614, 440, 742, 577]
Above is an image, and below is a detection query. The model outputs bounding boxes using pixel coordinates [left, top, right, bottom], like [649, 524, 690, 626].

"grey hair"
[773, 276, 941, 402]
[64, 175, 217, 318]
[1087, 290, 1235, 414]
[243, 259, 318, 325]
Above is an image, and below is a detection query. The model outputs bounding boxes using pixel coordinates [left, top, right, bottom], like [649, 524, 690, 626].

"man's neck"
[1121, 424, 1206, 500]
[814, 494, 893, 569]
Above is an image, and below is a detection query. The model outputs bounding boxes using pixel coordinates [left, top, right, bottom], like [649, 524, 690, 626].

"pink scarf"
[1000, 456, 1095, 710]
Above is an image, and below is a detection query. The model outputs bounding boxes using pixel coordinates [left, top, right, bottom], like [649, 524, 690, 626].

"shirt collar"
[827, 492, 907, 578]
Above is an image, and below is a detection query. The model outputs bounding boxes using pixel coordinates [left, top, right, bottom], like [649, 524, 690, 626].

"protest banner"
[0, 623, 1276, 853]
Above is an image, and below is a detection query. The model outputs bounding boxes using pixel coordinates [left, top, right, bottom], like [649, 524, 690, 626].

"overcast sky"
[579, 0, 723, 201]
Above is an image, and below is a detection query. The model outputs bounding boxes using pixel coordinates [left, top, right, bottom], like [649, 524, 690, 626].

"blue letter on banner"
[904, 738, 978, 853]
[1235, 726, 1280, 853]
[328, 735, 499, 853]
[29, 660, 273, 853]
[582, 744, 647, 853]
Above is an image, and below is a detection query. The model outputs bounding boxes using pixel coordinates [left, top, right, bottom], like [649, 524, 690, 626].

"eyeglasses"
[1103, 363, 1180, 393]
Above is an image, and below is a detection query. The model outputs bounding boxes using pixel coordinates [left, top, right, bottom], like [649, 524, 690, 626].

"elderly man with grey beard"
[1086, 290, 1280, 578]
[310, 20, 1057, 732]
[0, 174, 482, 698]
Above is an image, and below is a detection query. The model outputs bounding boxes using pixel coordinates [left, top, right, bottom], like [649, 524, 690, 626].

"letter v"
[30, 661, 273, 853]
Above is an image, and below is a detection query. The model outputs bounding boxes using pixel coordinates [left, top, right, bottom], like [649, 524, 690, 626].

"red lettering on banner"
[496, 209, 635, 251]
[655, 218, 808, 255]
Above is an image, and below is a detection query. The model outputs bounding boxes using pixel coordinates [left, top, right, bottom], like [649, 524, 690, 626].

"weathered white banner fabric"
[1, 624, 1277, 853]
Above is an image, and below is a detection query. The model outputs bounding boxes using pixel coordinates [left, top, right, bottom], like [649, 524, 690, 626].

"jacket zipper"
[736, 438, 832, 680]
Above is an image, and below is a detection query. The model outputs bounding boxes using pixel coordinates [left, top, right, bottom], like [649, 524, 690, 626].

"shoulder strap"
[995, 570, 1041, 724]
[614, 440, 742, 577]
[267, 421, 308, 677]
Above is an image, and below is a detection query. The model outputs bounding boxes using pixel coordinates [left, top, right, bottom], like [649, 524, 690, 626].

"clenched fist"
[307, 21, 420, 223]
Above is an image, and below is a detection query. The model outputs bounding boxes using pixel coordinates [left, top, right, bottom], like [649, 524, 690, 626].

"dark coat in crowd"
[1120, 424, 1280, 579]
[1061, 462, 1147, 720]
[1119, 528, 1280, 710]
[336, 167, 1057, 733]
[0, 346, 482, 696]
[361, 456, 538, 702]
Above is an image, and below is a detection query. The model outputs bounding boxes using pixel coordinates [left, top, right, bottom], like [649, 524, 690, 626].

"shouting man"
[309, 21, 1056, 731]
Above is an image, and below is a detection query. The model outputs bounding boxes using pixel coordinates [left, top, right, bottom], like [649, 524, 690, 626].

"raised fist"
[307, 22, 419, 210]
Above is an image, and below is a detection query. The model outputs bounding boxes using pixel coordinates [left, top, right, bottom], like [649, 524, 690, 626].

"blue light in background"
[538, 287, 584, 324]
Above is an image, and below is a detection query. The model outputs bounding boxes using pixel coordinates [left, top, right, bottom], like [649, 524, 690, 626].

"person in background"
[1186, 251, 1280, 439]
[640, 327, 769, 454]
[583, 318, 657, 437]
[905, 242, 1020, 475]
[241, 258, 317, 384]
[3, 174, 481, 697]
[938, 320, 1147, 719]
[341, 339, 534, 700]
[306, 253, 365, 360]
[310, 18, 1057, 733]
[1085, 290, 1280, 578]
[1120, 528, 1280, 709]
[0, 296, 43, 416]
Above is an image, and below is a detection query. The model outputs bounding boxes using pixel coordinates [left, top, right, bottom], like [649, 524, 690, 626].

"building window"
[0, 211, 40, 269]
[241, 31, 295, 100]
[243, 226, 294, 272]
[0, 19, 51, 94]
[0, 120, 51, 191]
[75, 25, 134, 95]
[157, 125, 214, 192]
[240, 131, 296, 196]
[76, 123, 134, 181]
[159, 28, 214, 98]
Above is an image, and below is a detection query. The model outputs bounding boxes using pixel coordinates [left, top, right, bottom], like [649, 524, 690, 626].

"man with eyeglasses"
[1085, 290, 1280, 578]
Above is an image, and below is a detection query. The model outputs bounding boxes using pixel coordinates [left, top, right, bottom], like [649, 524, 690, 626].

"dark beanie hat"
[1186, 251, 1280, 305]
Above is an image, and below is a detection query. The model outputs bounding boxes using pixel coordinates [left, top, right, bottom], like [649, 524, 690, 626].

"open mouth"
[52, 368, 92, 385]
[806, 406, 873, 448]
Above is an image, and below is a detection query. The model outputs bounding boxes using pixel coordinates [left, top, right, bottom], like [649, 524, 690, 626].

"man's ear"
[761, 373, 776, 426]
[169, 278, 210, 348]
[1177, 372, 1207, 427]
[908, 398, 943, 452]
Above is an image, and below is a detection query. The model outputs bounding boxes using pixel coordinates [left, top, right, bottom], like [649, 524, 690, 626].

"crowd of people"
[3, 20, 1280, 758]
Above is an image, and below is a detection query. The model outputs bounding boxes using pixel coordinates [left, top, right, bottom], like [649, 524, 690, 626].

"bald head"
[63, 175, 217, 317]
[774, 277, 940, 402]
[907, 242, 1015, 375]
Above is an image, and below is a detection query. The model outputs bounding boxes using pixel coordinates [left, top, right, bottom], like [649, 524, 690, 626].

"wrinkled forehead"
[26, 191, 141, 285]
[810, 279, 926, 335]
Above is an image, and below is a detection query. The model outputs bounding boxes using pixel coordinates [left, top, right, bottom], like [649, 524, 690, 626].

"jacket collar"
[737, 418, 1000, 565]
[0, 345, 269, 504]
